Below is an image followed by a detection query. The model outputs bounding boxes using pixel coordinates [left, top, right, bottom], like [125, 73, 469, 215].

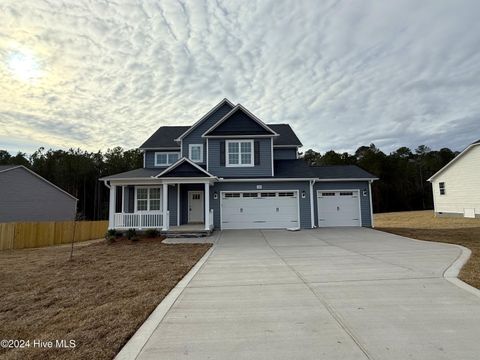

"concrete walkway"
[136, 228, 480, 360]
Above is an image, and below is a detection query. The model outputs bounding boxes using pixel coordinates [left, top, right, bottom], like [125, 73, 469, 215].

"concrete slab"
[132, 228, 480, 360]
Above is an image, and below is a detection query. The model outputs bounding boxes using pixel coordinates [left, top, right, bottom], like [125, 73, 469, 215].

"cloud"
[0, 0, 479, 155]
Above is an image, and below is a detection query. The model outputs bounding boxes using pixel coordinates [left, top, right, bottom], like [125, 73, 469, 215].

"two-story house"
[100, 99, 377, 232]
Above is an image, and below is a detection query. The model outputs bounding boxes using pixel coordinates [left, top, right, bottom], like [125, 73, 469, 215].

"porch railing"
[209, 209, 214, 229]
[114, 213, 163, 229]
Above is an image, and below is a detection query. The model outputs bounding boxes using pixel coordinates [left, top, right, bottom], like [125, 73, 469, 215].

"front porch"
[108, 181, 214, 233]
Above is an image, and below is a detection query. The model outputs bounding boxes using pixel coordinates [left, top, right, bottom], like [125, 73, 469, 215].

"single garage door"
[221, 191, 299, 229]
[317, 190, 361, 227]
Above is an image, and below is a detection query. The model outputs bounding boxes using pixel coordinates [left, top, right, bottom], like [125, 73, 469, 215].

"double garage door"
[221, 191, 299, 229]
[317, 190, 361, 227]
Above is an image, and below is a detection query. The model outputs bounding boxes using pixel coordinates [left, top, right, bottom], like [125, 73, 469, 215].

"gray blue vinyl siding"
[210, 181, 312, 229]
[181, 103, 233, 165]
[168, 184, 178, 227]
[273, 148, 297, 160]
[313, 181, 372, 227]
[144, 150, 179, 169]
[208, 138, 273, 177]
[0, 167, 77, 222]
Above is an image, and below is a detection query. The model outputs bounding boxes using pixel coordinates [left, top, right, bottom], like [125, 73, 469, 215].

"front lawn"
[375, 210, 480, 289]
[0, 238, 211, 360]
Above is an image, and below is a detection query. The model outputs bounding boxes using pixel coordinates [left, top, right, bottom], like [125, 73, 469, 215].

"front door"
[188, 191, 204, 223]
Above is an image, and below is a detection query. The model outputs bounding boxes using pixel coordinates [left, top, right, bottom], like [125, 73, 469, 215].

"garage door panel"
[221, 192, 299, 229]
[317, 191, 361, 227]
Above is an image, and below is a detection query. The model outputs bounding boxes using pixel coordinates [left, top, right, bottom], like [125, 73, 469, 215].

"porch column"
[204, 182, 210, 230]
[162, 183, 169, 230]
[108, 184, 116, 229]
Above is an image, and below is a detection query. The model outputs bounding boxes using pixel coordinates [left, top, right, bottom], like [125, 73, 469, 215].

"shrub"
[105, 229, 117, 243]
[145, 229, 160, 238]
[126, 228, 137, 240]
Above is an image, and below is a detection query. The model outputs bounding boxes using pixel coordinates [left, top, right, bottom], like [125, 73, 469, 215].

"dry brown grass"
[375, 210, 480, 288]
[0, 238, 211, 360]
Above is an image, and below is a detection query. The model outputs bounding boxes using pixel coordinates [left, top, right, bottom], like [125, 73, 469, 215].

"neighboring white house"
[428, 139, 480, 218]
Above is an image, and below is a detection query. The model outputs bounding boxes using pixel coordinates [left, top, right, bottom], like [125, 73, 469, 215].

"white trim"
[202, 104, 279, 137]
[156, 157, 215, 178]
[0, 165, 78, 200]
[427, 143, 478, 181]
[143, 153, 145, 168]
[316, 189, 362, 227]
[188, 144, 204, 163]
[368, 181, 374, 228]
[206, 138, 209, 172]
[154, 152, 180, 167]
[204, 183, 210, 230]
[225, 139, 254, 167]
[271, 138, 274, 176]
[162, 183, 169, 230]
[109, 184, 116, 229]
[219, 190, 300, 230]
[187, 190, 204, 223]
[314, 177, 379, 182]
[175, 98, 235, 141]
[134, 186, 163, 213]
[121, 185, 125, 213]
[309, 180, 316, 228]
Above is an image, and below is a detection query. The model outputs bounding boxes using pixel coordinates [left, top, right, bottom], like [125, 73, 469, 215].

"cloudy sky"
[0, 0, 479, 155]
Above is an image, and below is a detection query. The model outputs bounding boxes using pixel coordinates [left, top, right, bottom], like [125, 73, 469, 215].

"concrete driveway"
[136, 228, 480, 360]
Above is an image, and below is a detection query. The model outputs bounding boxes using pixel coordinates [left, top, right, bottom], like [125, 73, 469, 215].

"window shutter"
[254, 141, 260, 165]
[220, 141, 225, 166]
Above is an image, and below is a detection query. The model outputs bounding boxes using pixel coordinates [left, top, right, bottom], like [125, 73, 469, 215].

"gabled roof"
[202, 104, 278, 137]
[0, 165, 78, 200]
[428, 140, 480, 181]
[156, 157, 215, 178]
[269, 124, 302, 146]
[99, 168, 161, 180]
[139, 126, 188, 149]
[0, 165, 19, 172]
[175, 98, 235, 141]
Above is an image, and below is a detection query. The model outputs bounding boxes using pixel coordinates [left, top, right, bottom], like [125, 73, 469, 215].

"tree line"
[0, 143, 457, 218]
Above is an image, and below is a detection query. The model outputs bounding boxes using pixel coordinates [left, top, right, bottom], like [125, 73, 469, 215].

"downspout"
[103, 180, 111, 189]
[309, 179, 316, 228]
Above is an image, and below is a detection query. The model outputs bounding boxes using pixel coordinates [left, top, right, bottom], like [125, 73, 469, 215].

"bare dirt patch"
[0, 237, 211, 360]
[375, 210, 480, 289]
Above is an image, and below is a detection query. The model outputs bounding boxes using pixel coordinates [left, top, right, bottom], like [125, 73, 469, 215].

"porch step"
[161, 230, 212, 238]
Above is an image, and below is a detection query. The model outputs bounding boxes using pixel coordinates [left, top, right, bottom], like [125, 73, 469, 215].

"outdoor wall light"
[363, 190, 367, 196]
[214, 192, 218, 200]
[301, 191, 306, 198]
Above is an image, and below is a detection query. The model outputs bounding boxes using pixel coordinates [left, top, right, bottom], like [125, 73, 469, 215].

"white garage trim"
[220, 190, 300, 230]
[316, 189, 362, 227]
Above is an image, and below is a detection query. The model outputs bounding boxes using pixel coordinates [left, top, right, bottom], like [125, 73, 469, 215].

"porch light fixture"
[363, 190, 367, 196]
[301, 191, 306, 199]
[214, 192, 218, 200]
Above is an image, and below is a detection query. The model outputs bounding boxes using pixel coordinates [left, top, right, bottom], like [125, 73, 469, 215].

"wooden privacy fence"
[0, 220, 108, 251]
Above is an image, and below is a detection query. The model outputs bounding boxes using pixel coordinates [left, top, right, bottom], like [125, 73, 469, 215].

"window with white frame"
[136, 187, 162, 211]
[439, 182, 446, 195]
[155, 152, 179, 166]
[189, 144, 203, 162]
[226, 140, 253, 167]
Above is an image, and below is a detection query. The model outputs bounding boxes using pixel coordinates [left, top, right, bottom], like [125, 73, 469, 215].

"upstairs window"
[226, 140, 253, 167]
[155, 152, 179, 166]
[189, 144, 203, 163]
[439, 182, 446, 195]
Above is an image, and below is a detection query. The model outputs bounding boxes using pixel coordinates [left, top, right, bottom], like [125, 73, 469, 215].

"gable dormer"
[203, 105, 278, 137]
[177, 99, 235, 165]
